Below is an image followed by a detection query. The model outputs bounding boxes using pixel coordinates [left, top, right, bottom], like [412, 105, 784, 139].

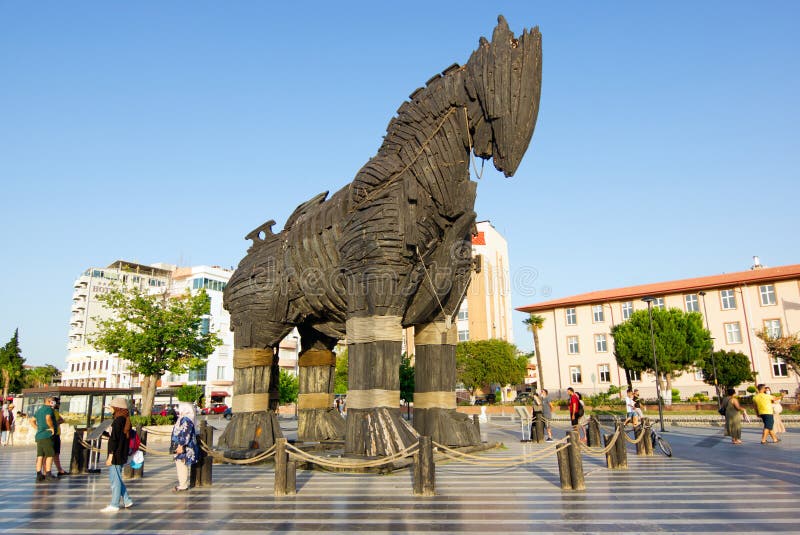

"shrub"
[671, 388, 681, 402]
[747, 385, 757, 394]
[688, 393, 709, 403]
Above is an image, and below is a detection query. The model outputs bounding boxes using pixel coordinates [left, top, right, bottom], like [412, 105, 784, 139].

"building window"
[216, 366, 226, 380]
[772, 357, 788, 377]
[654, 297, 665, 310]
[570, 366, 582, 384]
[458, 329, 469, 342]
[763, 319, 782, 339]
[567, 336, 580, 354]
[598, 364, 611, 383]
[566, 308, 577, 325]
[721, 289, 737, 310]
[629, 370, 641, 382]
[685, 294, 699, 312]
[188, 365, 207, 382]
[724, 322, 742, 344]
[200, 316, 211, 335]
[592, 305, 605, 323]
[694, 368, 705, 381]
[457, 307, 468, 321]
[192, 277, 227, 292]
[595, 334, 608, 352]
[621, 301, 633, 321]
[759, 284, 776, 306]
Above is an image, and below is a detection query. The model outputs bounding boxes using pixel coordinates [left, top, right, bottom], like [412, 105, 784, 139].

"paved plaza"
[0, 418, 797, 534]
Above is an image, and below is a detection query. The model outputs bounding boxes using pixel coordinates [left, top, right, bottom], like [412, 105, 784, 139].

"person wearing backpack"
[567, 388, 585, 441]
[101, 397, 134, 512]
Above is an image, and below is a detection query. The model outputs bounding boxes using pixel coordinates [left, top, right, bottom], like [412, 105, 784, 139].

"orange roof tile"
[516, 263, 800, 313]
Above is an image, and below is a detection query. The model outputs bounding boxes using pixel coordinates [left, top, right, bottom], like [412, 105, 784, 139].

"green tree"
[455, 339, 527, 398]
[756, 330, 800, 378]
[611, 308, 711, 395]
[399, 353, 415, 405]
[278, 368, 299, 404]
[334, 348, 348, 394]
[24, 364, 61, 388]
[176, 384, 205, 404]
[90, 285, 222, 417]
[523, 314, 546, 389]
[697, 349, 756, 393]
[0, 329, 25, 400]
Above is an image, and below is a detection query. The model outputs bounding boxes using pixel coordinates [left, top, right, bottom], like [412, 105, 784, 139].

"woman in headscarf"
[171, 401, 198, 492]
[101, 397, 134, 512]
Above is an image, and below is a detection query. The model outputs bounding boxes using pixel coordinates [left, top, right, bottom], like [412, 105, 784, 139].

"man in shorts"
[567, 387, 582, 437]
[33, 396, 57, 482]
[625, 389, 639, 426]
[753, 384, 779, 444]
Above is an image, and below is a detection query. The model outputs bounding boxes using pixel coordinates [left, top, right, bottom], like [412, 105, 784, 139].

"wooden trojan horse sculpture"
[219, 16, 542, 457]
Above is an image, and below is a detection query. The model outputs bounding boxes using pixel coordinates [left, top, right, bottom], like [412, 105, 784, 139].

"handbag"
[717, 406, 725, 416]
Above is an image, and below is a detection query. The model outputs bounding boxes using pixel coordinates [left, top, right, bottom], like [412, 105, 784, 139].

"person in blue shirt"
[171, 402, 198, 492]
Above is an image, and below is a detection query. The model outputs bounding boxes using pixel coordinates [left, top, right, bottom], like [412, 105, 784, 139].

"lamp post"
[641, 296, 665, 432]
[698, 291, 721, 408]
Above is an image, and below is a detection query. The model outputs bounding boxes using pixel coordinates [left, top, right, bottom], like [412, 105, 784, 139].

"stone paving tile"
[0, 422, 795, 534]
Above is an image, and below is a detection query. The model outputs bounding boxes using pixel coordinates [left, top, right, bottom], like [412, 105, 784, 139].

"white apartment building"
[63, 260, 303, 405]
[517, 261, 800, 399]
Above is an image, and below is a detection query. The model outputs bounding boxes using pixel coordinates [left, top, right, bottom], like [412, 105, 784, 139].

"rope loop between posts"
[431, 439, 569, 468]
[197, 439, 277, 465]
[283, 441, 419, 470]
[578, 425, 622, 456]
[622, 425, 648, 445]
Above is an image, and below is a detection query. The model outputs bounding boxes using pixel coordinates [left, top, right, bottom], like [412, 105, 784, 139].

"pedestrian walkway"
[0, 422, 796, 534]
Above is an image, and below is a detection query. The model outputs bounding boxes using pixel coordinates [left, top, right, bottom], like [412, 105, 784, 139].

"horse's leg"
[344, 313, 418, 456]
[296, 326, 344, 442]
[413, 320, 481, 446]
[217, 320, 284, 456]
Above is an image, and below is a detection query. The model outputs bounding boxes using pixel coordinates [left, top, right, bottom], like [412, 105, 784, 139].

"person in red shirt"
[567, 387, 585, 440]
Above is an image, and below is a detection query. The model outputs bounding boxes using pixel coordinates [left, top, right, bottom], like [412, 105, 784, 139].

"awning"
[210, 391, 229, 397]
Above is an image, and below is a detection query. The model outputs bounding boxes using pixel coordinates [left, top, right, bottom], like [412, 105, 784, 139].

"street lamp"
[698, 291, 721, 408]
[641, 296, 665, 432]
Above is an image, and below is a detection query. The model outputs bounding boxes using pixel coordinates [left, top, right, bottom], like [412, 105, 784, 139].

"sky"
[1, 1, 798, 367]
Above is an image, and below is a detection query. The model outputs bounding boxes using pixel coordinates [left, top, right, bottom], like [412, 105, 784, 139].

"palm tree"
[523, 314, 545, 390]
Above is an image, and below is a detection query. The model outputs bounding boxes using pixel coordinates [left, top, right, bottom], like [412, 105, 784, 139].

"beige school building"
[517, 262, 800, 400]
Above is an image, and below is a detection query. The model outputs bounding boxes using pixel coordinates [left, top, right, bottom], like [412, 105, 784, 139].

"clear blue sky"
[1, 1, 798, 366]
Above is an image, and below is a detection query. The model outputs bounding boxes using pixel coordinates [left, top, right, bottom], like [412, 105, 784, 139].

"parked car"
[201, 403, 229, 415]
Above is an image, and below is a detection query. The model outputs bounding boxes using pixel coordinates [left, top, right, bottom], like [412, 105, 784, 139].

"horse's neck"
[351, 70, 474, 211]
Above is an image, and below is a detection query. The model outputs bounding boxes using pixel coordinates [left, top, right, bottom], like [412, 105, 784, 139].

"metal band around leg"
[414, 391, 456, 409]
[232, 393, 270, 412]
[298, 393, 335, 410]
[346, 389, 401, 409]
[233, 348, 273, 369]
[299, 349, 336, 367]
[414, 321, 458, 346]
[346, 316, 403, 343]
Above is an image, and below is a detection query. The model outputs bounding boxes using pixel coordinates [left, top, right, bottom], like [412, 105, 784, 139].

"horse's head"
[466, 16, 542, 177]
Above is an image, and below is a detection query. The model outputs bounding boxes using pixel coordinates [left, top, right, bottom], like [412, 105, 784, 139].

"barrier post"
[286, 460, 297, 495]
[587, 417, 601, 447]
[274, 438, 288, 496]
[643, 419, 654, 456]
[413, 436, 435, 496]
[614, 421, 628, 469]
[635, 424, 647, 456]
[472, 414, 482, 439]
[69, 428, 89, 475]
[197, 422, 213, 486]
[533, 414, 544, 443]
[567, 430, 585, 491]
[603, 433, 617, 469]
[556, 442, 572, 490]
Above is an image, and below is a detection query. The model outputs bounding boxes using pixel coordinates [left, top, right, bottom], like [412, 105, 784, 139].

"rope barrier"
[577, 426, 621, 456]
[284, 441, 419, 470]
[432, 440, 569, 468]
[622, 425, 648, 445]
